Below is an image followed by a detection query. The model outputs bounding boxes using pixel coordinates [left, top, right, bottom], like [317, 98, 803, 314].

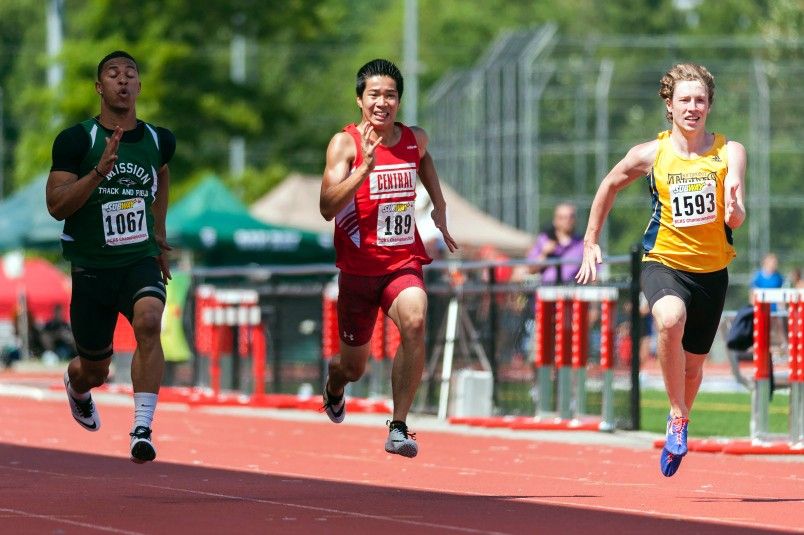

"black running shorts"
[70, 257, 166, 361]
[640, 261, 728, 355]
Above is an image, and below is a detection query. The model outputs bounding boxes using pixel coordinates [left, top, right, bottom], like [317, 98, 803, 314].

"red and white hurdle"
[751, 288, 803, 450]
[196, 285, 265, 399]
[523, 286, 618, 431]
[655, 288, 804, 454]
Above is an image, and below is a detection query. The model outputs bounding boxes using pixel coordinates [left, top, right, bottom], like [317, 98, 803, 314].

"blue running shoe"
[660, 447, 683, 477]
[664, 414, 689, 456]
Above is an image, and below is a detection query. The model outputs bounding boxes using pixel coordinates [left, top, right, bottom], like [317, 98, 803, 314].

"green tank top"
[62, 118, 162, 268]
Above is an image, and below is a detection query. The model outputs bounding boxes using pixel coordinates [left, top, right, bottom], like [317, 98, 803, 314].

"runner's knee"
[132, 307, 163, 339]
[80, 362, 110, 388]
[338, 357, 366, 382]
[653, 307, 686, 335]
[397, 310, 425, 340]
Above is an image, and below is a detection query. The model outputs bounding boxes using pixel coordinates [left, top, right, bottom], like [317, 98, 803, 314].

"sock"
[132, 392, 158, 431]
[325, 380, 343, 403]
[66, 374, 91, 400]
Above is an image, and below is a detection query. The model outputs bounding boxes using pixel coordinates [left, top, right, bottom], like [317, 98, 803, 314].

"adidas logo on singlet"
[711, 155, 721, 162]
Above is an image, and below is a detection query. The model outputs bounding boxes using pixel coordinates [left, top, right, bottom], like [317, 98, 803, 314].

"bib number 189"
[376, 201, 415, 246]
[383, 214, 412, 236]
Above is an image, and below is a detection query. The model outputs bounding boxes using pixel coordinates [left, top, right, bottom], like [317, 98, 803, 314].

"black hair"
[355, 59, 403, 98]
[97, 50, 138, 80]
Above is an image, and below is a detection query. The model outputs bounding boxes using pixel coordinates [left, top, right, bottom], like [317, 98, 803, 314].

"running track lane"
[0, 395, 802, 534]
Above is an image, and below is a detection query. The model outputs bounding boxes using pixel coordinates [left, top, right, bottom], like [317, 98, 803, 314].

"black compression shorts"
[640, 261, 728, 355]
[70, 257, 166, 361]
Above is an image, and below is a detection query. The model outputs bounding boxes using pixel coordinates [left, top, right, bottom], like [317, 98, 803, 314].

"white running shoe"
[63, 372, 100, 432]
[385, 421, 418, 458]
[321, 380, 345, 423]
[129, 426, 157, 464]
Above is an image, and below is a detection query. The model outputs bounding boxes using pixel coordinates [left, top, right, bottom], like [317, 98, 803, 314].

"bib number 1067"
[101, 197, 149, 246]
[105, 210, 144, 236]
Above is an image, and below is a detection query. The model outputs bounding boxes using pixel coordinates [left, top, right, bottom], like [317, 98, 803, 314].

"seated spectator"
[40, 304, 75, 361]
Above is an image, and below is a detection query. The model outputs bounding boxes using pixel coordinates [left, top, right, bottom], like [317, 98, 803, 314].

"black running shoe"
[129, 426, 156, 464]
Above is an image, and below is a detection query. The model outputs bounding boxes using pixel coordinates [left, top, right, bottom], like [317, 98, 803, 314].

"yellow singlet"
[641, 130, 736, 273]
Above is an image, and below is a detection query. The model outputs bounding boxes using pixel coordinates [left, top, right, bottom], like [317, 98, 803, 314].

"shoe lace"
[671, 417, 689, 443]
[73, 396, 94, 418]
[387, 420, 416, 441]
[320, 390, 344, 413]
[129, 426, 152, 440]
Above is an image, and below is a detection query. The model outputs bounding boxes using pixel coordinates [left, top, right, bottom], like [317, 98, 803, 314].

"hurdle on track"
[751, 288, 803, 450]
[661, 288, 804, 455]
[525, 286, 618, 431]
[196, 285, 266, 398]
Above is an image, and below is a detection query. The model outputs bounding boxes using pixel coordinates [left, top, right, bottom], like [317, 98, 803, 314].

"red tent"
[0, 257, 71, 323]
[0, 257, 138, 354]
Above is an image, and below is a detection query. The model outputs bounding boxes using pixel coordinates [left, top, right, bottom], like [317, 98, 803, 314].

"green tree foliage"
[5, 0, 326, 194]
[0, 0, 800, 273]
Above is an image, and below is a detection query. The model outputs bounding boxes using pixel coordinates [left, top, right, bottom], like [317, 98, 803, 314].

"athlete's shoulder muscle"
[627, 139, 659, 174]
[51, 124, 89, 174]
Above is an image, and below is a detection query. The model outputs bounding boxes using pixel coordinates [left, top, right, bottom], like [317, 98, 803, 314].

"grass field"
[492, 381, 792, 438]
[640, 389, 791, 438]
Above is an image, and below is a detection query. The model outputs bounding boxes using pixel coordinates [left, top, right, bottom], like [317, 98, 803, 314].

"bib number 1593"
[670, 180, 717, 228]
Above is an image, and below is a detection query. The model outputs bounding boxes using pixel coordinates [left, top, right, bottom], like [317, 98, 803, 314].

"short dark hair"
[355, 59, 403, 98]
[97, 51, 138, 80]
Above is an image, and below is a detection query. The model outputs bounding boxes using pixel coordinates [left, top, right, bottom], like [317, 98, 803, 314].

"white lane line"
[510, 498, 802, 533]
[0, 508, 144, 534]
[0, 465, 508, 535]
[1, 464, 798, 533]
[135, 483, 510, 534]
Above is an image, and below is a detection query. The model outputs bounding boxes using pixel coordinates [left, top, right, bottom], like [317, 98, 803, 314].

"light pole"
[229, 14, 246, 178]
[0, 86, 4, 199]
[403, 0, 418, 126]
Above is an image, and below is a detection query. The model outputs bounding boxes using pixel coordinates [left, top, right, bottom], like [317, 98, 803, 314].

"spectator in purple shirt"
[527, 203, 584, 284]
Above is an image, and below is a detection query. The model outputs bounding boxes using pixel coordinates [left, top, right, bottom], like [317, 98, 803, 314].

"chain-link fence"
[425, 25, 804, 275]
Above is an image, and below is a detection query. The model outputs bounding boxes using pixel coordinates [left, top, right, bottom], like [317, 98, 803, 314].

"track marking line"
[518, 498, 803, 533]
[135, 483, 511, 534]
[0, 508, 144, 534]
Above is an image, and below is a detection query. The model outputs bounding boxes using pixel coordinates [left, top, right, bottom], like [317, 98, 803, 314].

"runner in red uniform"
[320, 59, 457, 457]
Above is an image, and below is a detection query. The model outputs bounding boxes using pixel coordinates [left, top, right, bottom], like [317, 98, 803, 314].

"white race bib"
[101, 198, 149, 246]
[669, 179, 717, 228]
[376, 201, 415, 246]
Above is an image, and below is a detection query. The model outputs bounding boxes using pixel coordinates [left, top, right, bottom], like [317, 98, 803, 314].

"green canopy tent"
[0, 174, 64, 252]
[166, 175, 333, 266]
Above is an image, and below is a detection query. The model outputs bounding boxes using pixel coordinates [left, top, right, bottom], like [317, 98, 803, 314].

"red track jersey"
[334, 123, 431, 275]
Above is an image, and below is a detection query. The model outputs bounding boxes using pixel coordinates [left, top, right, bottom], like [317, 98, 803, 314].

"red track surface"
[0, 374, 802, 534]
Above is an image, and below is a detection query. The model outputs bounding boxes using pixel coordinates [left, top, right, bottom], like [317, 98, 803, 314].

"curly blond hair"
[659, 63, 715, 122]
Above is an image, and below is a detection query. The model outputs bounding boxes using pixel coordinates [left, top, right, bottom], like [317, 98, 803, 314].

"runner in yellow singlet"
[575, 63, 746, 477]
